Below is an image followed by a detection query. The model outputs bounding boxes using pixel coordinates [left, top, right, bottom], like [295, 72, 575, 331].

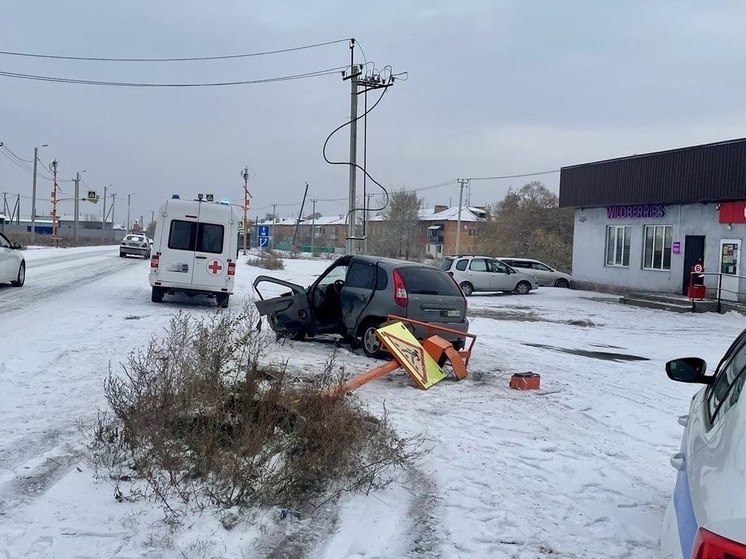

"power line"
[0, 65, 349, 88]
[0, 38, 352, 62]
[467, 169, 559, 181]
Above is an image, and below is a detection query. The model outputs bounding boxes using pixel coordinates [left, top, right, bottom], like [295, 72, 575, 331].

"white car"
[120, 234, 152, 259]
[0, 231, 25, 287]
[498, 257, 572, 288]
[440, 255, 539, 296]
[660, 329, 746, 558]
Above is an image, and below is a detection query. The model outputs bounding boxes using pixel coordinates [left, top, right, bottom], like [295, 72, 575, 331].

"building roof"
[559, 137, 746, 208]
[255, 215, 347, 226]
[368, 205, 486, 223]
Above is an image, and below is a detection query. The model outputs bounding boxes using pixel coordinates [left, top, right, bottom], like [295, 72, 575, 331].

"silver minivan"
[441, 255, 539, 296]
[253, 255, 469, 357]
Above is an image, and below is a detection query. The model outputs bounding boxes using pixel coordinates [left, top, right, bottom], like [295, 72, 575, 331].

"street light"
[31, 143, 48, 243]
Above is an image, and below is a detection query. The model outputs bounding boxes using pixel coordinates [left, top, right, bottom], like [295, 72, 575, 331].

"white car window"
[469, 259, 488, 272]
[488, 259, 509, 273]
[0, 234, 10, 248]
[532, 262, 552, 271]
[708, 337, 746, 423]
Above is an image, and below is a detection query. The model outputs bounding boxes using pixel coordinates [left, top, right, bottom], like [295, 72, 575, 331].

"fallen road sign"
[376, 322, 447, 389]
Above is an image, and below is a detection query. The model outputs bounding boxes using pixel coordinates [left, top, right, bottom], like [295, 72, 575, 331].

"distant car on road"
[0, 232, 25, 287]
[120, 234, 152, 259]
[660, 329, 746, 559]
[440, 255, 538, 296]
[498, 257, 572, 288]
[253, 254, 469, 357]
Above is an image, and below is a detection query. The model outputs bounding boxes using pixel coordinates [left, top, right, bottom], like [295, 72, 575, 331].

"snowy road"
[0, 246, 744, 558]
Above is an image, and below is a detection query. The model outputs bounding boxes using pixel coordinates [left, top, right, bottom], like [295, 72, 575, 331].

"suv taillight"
[150, 253, 160, 269]
[693, 528, 746, 558]
[392, 269, 408, 307]
[227, 261, 236, 276]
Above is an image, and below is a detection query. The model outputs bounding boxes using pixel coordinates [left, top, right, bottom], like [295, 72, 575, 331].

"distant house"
[250, 204, 487, 256]
[417, 205, 487, 257]
[252, 215, 348, 252]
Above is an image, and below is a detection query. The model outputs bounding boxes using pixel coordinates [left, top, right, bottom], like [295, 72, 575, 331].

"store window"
[643, 225, 673, 270]
[605, 226, 630, 266]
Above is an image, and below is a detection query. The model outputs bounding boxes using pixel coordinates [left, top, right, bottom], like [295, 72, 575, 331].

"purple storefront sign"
[672, 241, 681, 254]
[606, 204, 666, 219]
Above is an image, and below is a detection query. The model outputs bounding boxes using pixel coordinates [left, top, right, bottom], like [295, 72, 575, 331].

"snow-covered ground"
[1, 246, 743, 558]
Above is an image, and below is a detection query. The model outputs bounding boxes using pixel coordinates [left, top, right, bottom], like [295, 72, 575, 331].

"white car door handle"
[670, 452, 686, 471]
[678, 415, 689, 427]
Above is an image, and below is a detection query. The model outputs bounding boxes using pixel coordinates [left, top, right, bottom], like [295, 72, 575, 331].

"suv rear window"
[398, 267, 462, 296]
[440, 258, 454, 271]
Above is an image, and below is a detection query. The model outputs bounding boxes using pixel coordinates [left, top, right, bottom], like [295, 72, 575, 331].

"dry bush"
[247, 250, 285, 270]
[84, 303, 418, 516]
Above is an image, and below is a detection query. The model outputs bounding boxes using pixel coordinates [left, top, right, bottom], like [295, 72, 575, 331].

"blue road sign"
[258, 236, 269, 248]
[258, 225, 270, 237]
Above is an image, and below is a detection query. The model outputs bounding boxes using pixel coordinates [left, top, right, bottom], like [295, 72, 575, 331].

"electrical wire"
[0, 38, 352, 62]
[322, 83, 392, 225]
[1, 144, 33, 163]
[0, 65, 348, 88]
[468, 169, 559, 181]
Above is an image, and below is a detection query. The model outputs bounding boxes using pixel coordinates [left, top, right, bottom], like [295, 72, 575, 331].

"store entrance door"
[682, 235, 705, 295]
[718, 239, 741, 302]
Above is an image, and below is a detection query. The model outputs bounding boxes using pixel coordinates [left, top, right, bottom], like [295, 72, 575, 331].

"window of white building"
[642, 225, 673, 270]
[605, 225, 630, 266]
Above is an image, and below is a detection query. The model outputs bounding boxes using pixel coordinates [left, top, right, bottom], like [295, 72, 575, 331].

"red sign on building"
[719, 201, 746, 224]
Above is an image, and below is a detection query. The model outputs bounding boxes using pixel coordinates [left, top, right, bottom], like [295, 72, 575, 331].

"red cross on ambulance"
[208, 259, 224, 276]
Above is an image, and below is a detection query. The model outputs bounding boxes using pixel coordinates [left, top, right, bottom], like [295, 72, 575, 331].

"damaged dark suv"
[253, 255, 469, 357]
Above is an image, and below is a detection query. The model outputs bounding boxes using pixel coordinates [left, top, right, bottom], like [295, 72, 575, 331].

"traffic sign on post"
[258, 225, 270, 237]
[258, 236, 269, 248]
[237, 219, 244, 232]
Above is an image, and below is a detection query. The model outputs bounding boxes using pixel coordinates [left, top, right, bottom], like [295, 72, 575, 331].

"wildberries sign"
[606, 204, 665, 219]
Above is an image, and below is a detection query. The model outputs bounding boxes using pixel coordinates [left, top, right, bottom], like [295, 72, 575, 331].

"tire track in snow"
[0, 254, 142, 313]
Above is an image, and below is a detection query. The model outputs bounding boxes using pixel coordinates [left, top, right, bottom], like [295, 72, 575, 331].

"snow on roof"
[256, 215, 347, 226]
[369, 206, 486, 222]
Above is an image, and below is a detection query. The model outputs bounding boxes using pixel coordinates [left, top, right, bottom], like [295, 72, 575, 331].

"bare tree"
[477, 181, 574, 271]
[369, 190, 423, 260]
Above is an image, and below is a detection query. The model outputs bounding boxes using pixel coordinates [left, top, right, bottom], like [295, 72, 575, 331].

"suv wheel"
[554, 278, 570, 288]
[459, 282, 474, 297]
[360, 320, 385, 358]
[515, 281, 531, 295]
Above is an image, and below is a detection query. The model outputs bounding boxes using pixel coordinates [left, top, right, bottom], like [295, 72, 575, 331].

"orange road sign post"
[332, 321, 475, 395]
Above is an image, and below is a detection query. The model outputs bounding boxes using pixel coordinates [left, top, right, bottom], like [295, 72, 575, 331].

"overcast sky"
[2, 1, 746, 227]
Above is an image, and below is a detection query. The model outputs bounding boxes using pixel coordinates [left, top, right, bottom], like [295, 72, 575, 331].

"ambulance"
[149, 194, 239, 307]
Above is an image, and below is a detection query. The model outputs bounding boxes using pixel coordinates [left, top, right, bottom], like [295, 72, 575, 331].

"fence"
[689, 271, 746, 312]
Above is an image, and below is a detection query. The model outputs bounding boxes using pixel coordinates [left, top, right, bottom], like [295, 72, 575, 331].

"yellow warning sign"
[376, 322, 447, 389]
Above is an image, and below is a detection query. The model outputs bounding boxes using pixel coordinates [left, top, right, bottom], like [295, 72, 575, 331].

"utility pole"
[111, 193, 116, 234]
[101, 185, 107, 243]
[50, 159, 59, 245]
[127, 194, 131, 234]
[31, 144, 47, 243]
[344, 40, 362, 256]
[364, 193, 374, 254]
[73, 171, 84, 243]
[310, 198, 318, 255]
[242, 167, 250, 256]
[455, 178, 469, 256]
[149, 211, 154, 234]
[271, 203, 277, 250]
